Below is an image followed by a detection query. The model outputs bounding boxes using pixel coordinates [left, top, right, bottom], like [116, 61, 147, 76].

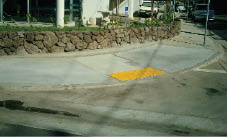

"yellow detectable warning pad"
[109, 68, 165, 81]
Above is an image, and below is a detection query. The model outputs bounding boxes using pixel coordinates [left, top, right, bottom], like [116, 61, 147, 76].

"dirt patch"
[0, 122, 77, 136]
[0, 100, 80, 117]
[173, 129, 190, 135]
[134, 99, 144, 104]
[205, 88, 225, 96]
[0, 86, 4, 90]
[180, 83, 187, 87]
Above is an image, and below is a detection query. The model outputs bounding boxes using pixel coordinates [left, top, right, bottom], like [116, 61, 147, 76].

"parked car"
[192, 4, 215, 21]
[139, 0, 159, 15]
[176, 5, 186, 12]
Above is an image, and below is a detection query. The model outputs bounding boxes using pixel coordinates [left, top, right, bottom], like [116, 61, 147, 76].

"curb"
[0, 48, 223, 92]
[182, 48, 224, 73]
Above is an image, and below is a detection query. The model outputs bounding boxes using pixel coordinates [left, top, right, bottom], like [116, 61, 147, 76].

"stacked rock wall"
[0, 20, 181, 56]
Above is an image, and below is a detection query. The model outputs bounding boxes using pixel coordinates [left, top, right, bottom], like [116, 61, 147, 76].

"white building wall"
[82, 0, 110, 25]
[81, 0, 142, 25]
[113, 0, 140, 17]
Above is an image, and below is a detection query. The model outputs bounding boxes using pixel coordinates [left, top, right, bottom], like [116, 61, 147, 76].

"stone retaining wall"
[0, 21, 181, 56]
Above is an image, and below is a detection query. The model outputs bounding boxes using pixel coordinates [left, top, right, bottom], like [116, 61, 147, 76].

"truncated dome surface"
[109, 68, 165, 81]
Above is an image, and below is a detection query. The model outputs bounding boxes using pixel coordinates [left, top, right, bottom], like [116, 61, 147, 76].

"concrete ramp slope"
[114, 45, 219, 73]
[0, 45, 220, 88]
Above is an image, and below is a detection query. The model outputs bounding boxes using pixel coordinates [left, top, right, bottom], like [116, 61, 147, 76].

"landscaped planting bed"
[0, 20, 181, 56]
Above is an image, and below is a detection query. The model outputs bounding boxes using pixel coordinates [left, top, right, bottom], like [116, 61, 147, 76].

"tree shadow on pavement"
[86, 40, 163, 135]
[192, 19, 227, 41]
[0, 122, 76, 136]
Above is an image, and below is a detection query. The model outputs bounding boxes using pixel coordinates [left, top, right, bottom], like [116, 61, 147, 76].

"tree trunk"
[167, 0, 171, 13]
[151, 0, 154, 18]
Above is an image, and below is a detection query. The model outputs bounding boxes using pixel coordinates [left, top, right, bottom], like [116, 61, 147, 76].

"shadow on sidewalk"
[86, 41, 164, 134]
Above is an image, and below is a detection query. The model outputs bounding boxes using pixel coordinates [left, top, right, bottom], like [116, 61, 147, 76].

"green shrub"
[0, 25, 102, 32]
[64, 15, 70, 24]
[32, 17, 38, 22]
[10, 18, 16, 23]
[26, 13, 31, 23]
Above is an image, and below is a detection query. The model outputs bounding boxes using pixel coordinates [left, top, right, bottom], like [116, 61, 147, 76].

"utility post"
[0, 0, 3, 22]
[69, 0, 73, 22]
[56, 0, 65, 28]
[186, 0, 189, 21]
[27, 0, 30, 23]
[165, 0, 167, 14]
[173, 0, 175, 21]
[150, 0, 153, 19]
[128, 0, 134, 19]
[112, 0, 114, 23]
[166, 0, 170, 15]
[115, 0, 117, 16]
[153, 0, 154, 12]
[117, 0, 120, 16]
[203, 0, 211, 47]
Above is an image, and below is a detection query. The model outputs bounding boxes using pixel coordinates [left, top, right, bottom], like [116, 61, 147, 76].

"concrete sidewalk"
[0, 44, 220, 91]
